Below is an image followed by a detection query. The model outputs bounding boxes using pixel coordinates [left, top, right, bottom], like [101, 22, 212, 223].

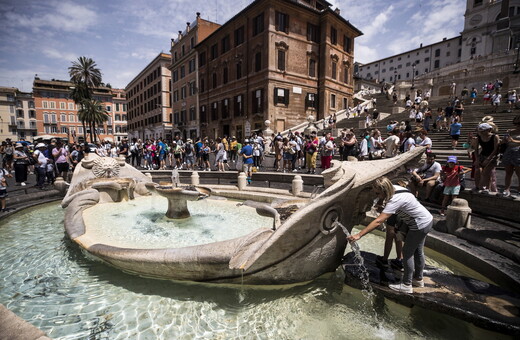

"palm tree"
[68, 56, 103, 142]
[78, 99, 109, 143]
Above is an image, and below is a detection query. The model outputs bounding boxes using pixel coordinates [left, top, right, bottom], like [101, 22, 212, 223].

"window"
[309, 59, 316, 77]
[221, 35, 230, 54]
[252, 89, 264, 114]
[331, 61, 337, 80]
[255, 52, 262, 72]
[51, 113, 57, 123]
[200, 105, 207, 123]
[223, 67, 229, 84]
[330, 93, 336, 108]
[435, 49, 440, 57]
[69, 114, 75, 122]
[61, 126, 68, 134]
[274, 88, 289, 105]
[221, 98, 230, 118]
[253, 13, 264, 36]
[106, 105, 111, 112]
[446, 51, 451, 57]
[190, 81, 196, 95]
[234, 26, 245, 46]
[424, 57, 429, 62]
[173, 111, 180, 124]
[211, 102, 218, 121]
[189, 106, 196, 121]
[331, 26, 337, 45]
[173, 90, 179, 102]
[236, 62, 242, 79]
[343, 35, 352, 53]
[60, 102, 66, 109]
[189, 58, 195, 73]
[474, 0, 482, 7]
[181, 86, 186, 99]
[343, 98, 348, 109]
[199, 52, 206, 67]
[49, 101, 56, 109]
[343, 67, 349, 83]
[61, 114, 67, 122]
[234, 95, 243, 116]
[68, 103, 74, 110]
[115, 114, 121, 121]
[200, 78, 205, 93]
[307, 23, 319, 43]
[173, 69, 179, 82]
[211, 43, 218, 60]
[277, 50, 286, 71]
[305, 93, 317, 109]
[275, 11, 289, 33]
[212, 73, 218, 88]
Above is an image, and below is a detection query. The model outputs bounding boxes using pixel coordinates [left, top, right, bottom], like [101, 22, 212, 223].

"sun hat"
[36, 143, 46, 148]
[447, 156, 457, 163]
[478, 123, 492, 131]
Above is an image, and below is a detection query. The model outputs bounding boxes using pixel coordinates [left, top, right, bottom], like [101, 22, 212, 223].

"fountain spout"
[145, 182, 209, 219]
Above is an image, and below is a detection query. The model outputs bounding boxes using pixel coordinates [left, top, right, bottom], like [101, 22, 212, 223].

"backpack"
[184, 143, 192, 154]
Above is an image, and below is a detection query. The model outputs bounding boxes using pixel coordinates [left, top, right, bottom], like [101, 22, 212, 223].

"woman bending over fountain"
[348, 177, 433, 294]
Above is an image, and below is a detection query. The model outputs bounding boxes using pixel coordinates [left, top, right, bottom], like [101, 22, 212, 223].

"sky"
[0, 0, 465, 92]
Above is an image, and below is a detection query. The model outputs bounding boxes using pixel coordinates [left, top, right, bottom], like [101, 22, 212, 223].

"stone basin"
[62, 148, 428, 285]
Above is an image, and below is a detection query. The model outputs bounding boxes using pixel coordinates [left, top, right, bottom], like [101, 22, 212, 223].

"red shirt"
[442, 165, 462, 187]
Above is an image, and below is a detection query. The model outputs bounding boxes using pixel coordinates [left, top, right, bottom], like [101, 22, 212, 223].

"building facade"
[168, 0, 361, 140]
[126, 53, 173, 141]
[169, 14, 221, 141]
[357, 0, 520, 83]
[0, 87, 37, 141]
[32, 78, 127, 143]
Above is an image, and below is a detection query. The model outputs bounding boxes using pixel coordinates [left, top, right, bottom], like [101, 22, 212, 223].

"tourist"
[499, 115, 520, 198]
[33, 143, 49, 189]
[348, 177, 433, 293]
[239, 139, 254, 183]
[507, 90, 517, 113]
[439, 156, 471, 216]
[409, 153, 441, 201]
[358, 131, 369, 160]
[342, 130, 358, 160]
[304, 135, 318, 174]
[470, 87, 478, 104]
[1, 140, 14, 173]
[423, 108, 432, 131]
[369, 129, 384, 159]
[382, 128, 400, 158]
[46, 159, 55, 185]
[183, 139, 195, 170]
[171, 141, 183, 169]
[321, 135, 335, 169]
[13, 143, 29, 186]
[282, 138, 293, 172]
[491, 91, 502, 114]
[252, 140, 262, 169]
[69, 144, 84, 172]
[402, 131, 416, 152]
[52, 141, 69, 180]
[201, 141, 211, 171]
[471, 123, 500, 194]
[229, 137, 238, 163]
[0, 165, 12, 212]
[118, 139, 130, 162]
[214, 137, 226, 172]
[449, 117, 462, 149]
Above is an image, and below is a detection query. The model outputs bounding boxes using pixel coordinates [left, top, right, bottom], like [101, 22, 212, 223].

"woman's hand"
[347, 233, 361, 242]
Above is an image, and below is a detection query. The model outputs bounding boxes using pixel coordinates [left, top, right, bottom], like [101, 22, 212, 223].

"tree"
[78, 99, 109, 143]
[68, 56, 103, 142]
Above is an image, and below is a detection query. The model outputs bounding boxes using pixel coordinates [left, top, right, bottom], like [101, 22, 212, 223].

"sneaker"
[21, 182, 26, 186]
[388, 282, 413, 294]
[480, 189, 489, 195]
[390, 258, 404, 271]
[501, 190, 511, 198]
[440, 210, 445, 216]
[412, 278, 424, 287]
[375, 255, 388, 268]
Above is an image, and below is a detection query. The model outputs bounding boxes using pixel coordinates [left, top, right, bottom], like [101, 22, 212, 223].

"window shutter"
[285, 15, 289, 33]
[305, 94, 309, 109]
[284, 89, 289, 105]
[274, 88, 278, 105]
[275, 12, 279, 29]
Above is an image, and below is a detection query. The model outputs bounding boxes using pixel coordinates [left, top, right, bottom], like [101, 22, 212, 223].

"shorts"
[443, 185, 460, 196]
[508, 99, 517, 104]
[451, 134, 460, 140]
[202, 153, 209, 162]
[159, 153, 166, 161]
[0, 189, 7, 198]
[174, 153, 181, 159]
[56, 162, 69, 173]
[242, 163, 253, 173]
[501, 146, 520, 167]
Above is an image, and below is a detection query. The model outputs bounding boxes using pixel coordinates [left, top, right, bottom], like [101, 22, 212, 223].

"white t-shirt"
[383, 135, 400, 157]
[0, 168, 8, 190]
[417, 161, 441, 179]
[382, 185, 433, 231]
[419, 136, 432, 148]
[33, 150, 47, 168]
[492, 94, 501, 104]
[404, 137, 416, 151]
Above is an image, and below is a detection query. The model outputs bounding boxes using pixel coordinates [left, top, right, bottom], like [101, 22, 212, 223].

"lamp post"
[411, 63, 416, 89]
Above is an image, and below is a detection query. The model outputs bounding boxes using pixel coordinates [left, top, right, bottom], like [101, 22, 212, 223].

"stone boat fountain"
[62, 149, 425, 285]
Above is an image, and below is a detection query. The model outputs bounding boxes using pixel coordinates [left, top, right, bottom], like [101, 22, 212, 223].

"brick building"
[126, 53, 173, 141]
[170, 0, 361, 140]
[32, 78, 127, 143]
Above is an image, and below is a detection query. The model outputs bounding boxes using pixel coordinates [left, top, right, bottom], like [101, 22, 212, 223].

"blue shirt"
[241, 144, 254, 164]
[450, 123, 462, 136]
[158, 141, 166, 154]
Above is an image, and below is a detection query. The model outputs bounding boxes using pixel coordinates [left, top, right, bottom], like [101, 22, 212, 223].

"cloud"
[355, 44, 379, 64]
[42, 48, 78, 63]
[3, 1, 98, 33]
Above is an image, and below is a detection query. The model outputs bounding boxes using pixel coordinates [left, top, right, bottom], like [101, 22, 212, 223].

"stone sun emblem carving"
[92, 157, 120, 178]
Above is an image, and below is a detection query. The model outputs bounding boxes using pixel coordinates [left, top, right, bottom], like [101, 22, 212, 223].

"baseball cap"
[447, 156, 457, 163]
[36, 143, 46, 148]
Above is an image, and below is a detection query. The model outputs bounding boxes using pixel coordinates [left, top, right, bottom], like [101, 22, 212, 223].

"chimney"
[171, 38, 175, 47]
[420, 43, 423, 48]
[186, 22, 190, 32]
[334, 8, 340, 15]
[196, 12, 201, 18]
[178, 30, 182, 40]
